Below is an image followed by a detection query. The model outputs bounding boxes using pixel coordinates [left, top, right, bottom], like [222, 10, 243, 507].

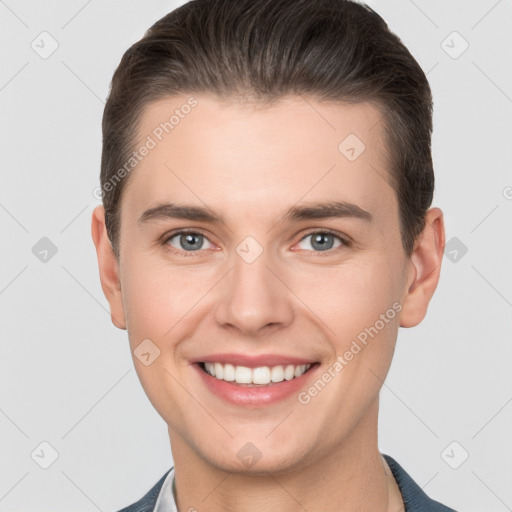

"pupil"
[312, 233, 334, 251]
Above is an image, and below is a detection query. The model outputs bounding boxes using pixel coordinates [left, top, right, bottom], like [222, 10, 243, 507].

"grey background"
[1, 1, 511, 511]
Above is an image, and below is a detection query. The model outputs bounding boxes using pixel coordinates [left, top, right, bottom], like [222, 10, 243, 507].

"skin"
[92, 93, 445, 512]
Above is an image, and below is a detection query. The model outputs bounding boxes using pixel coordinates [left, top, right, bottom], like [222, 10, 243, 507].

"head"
[92, 0, 444, 474]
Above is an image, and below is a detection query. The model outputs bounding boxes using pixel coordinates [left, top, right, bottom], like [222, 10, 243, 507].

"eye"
[161, 229, 348, 256]
[165, 231, 214, 252]
[296, 231, 346, 252]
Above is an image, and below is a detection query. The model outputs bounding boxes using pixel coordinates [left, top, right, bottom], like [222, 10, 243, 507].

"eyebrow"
[137, 200, 373, 225]
[138, 203, 224, 225]
[285, 201, 372, 223]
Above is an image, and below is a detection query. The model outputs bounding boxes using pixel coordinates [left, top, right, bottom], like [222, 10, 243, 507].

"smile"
[194, 361, 320, 407]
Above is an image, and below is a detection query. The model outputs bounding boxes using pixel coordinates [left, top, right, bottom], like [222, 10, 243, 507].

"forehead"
[123, 93, 396, 227]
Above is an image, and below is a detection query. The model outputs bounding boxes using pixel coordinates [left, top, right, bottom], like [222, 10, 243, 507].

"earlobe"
[91, 205, 127, 330]
[399, 207, 445, 328]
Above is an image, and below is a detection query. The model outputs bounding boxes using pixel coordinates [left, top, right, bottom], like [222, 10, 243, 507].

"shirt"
[117, 454, 458, 511]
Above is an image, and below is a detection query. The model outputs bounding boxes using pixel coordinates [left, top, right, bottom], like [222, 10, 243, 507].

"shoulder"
[114, 469, 172, 512]
[383, 454, 458, 512]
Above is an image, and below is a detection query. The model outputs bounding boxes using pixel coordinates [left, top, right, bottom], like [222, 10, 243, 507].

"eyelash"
[160, 228, 351, 257]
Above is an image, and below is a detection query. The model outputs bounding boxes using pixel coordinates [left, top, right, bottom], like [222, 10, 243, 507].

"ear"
[400, 207, 445, 328]
[91, 205, 126, 330]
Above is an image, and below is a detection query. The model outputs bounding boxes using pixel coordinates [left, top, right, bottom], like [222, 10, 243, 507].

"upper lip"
[190, 353, 318, 368]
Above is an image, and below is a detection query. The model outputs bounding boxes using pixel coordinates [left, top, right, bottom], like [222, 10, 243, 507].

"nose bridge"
[213, 244, 294, 335]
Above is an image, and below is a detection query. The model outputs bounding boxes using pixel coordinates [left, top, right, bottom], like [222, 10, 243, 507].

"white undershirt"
[153, 467, 178, 512]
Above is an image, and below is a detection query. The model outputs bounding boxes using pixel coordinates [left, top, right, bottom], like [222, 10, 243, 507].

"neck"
[168, 398, 403, 512]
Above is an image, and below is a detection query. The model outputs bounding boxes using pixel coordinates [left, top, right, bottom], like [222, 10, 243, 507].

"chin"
[199, 438, 312, 476]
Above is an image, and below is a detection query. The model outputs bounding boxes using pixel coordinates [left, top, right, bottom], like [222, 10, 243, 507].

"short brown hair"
[100, 0, 434, 259]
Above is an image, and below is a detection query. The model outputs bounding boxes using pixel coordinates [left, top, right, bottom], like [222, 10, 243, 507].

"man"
[91, 0, 456, 510]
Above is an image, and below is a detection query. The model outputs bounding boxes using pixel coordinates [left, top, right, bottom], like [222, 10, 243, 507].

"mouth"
[193, 360, 321, 407]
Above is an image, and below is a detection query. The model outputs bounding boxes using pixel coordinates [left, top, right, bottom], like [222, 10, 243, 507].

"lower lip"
[193, 363, 320, 407]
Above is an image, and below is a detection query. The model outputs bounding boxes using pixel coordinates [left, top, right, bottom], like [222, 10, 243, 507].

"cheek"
[121, 257, 215, 340]
[291, 257, 403, 342]
[119, 260, 204, 420]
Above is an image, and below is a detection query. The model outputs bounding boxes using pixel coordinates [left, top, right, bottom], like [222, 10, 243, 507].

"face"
[92, 93, 442, 474]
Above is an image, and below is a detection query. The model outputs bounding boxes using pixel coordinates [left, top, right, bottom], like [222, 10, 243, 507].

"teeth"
[223, 363, 235, 381]
[235, 365, 252, 384]
[295, 364, 305, 378]
[214, 362, 224, 380]
[202, 362, 312, 385]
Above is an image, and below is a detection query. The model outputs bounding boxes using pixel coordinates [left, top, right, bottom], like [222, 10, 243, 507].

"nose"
[213, 251, 294, 338]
